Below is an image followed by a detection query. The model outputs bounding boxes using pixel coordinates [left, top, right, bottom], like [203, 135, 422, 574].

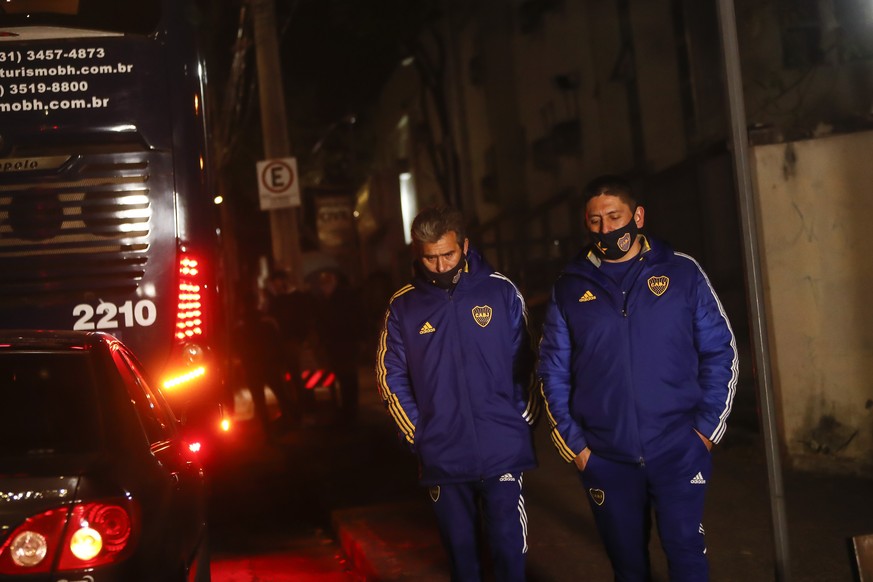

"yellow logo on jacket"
[648, 276, 669, 296]
[578, 290, 597, 302]
[472, 305, 493, 327]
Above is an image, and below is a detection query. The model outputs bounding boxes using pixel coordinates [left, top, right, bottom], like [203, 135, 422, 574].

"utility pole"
[716, 0, 791, 579]
[250, 0, 303, 288]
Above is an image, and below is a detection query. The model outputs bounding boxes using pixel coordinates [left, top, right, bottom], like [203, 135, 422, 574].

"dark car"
[0, 330, 210, 581]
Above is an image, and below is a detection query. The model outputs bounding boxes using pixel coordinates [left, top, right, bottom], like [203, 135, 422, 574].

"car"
[0, 330, 210, 581]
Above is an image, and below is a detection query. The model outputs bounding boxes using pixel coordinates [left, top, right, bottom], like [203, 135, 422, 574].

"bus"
[0, 0, 231, 448]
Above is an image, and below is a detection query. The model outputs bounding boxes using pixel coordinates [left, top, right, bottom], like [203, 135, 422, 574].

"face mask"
[417, 256, 466, 289]
[590, 218, 639, 261]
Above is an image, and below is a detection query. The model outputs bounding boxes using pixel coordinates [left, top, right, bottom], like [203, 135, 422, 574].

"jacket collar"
[584, 234, 653, 268]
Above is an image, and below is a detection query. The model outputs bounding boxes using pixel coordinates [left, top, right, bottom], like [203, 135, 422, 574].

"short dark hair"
[411, 205, 466, 248]
[582, 174, 639, 209]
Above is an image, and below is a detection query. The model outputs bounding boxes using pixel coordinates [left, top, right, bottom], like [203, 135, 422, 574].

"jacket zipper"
[449, 291, 484, 478]
[621, 269, 646, 466]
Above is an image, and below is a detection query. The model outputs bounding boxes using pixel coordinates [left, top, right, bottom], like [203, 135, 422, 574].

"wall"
[442, 0, 694, 281]
[752, 130, 873, 474]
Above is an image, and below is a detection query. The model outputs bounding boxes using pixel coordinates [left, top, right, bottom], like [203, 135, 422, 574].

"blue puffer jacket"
[376, 248, 539, 485]
[538, 235, 738, 465]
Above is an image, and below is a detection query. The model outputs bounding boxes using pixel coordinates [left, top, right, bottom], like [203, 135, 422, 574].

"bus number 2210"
[73, 300, 157, 330]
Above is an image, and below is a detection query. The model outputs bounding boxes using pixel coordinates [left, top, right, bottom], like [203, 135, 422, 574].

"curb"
[332, 500, 449, 581]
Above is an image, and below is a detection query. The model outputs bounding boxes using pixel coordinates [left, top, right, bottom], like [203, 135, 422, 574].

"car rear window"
[0, 351, 103, 457]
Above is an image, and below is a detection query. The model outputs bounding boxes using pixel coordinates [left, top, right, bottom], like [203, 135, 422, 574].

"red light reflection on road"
[211, 551, 360, 581]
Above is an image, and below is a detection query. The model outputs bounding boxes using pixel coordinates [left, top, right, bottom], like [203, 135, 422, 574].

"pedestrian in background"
[376, 205, 539, 582]
[233, 290, 296, 441]
[311, 268, 364, 425]
[266, 269, 316, 423]
[537, 174, 738, 581]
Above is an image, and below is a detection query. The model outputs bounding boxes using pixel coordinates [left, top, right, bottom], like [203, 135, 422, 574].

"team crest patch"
[429, 486, 441, 502]
[472, 305, 493, 328]
[589, 488, 605, 506]
[647, 275, 669, 296]
[617, 232, 632, 252]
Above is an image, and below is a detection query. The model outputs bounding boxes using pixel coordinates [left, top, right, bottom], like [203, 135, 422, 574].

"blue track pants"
[428, 472, 528, 582]
[579, 430, 712, 581]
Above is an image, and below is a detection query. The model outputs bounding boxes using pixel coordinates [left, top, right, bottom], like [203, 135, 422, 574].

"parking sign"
[257, 157, 300, 209]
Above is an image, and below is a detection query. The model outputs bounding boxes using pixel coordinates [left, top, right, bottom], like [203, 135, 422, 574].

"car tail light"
[57, 502, 135, 569]
[0, 507, 67, 573]
[0, 500, 138, 575]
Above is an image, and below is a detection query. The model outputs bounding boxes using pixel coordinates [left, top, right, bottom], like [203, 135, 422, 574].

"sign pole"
[250, 0, 303, 288]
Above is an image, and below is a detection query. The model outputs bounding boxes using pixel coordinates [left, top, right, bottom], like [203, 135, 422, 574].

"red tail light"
[175, 253, 204, 341]
[0, 507, 67, 574]
[163, 249, 212, 392]
[0, 500, 138, 575]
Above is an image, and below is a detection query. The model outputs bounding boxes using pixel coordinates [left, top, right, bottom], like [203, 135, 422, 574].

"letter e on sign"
[256, 157, 301, 210]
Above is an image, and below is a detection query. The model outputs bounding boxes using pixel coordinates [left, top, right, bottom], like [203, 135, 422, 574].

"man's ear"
[634, 206, 645, 229]
[462, 237, 469, 255]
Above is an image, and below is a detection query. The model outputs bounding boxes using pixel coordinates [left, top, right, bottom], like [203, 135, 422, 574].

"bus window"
[0, 1, 80, 16]
[0, 0, 161, 35]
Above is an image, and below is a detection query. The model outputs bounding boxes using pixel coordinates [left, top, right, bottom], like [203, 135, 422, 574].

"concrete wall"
[752, 130, 873, 474]
[442, 1, 694, 217]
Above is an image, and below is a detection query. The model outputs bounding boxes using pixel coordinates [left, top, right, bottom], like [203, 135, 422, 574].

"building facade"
[356, 0, 873, 475]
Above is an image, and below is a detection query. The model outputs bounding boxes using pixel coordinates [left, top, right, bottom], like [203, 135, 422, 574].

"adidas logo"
[499, 473, 516, 482]
[419, 321, 436, 335]
[690, 472, 706, 485]
[578, 290, 597, 302]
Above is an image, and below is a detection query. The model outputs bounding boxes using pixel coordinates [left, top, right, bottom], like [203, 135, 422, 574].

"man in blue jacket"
[376, 205, 539, 581]
[538, 175, 738, 581]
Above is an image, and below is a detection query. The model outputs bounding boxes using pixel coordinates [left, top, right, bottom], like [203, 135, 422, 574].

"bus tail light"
[174, 253, 204, 341]
[162, 365, 206, 390]
[163, 251, 210, 393]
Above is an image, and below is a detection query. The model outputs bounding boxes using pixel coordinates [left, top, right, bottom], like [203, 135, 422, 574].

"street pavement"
[331, 367, 873, 581]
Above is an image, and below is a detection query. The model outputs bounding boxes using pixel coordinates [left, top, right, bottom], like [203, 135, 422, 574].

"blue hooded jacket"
[376, 248, 539, 485]
[538, 235, 738, 465]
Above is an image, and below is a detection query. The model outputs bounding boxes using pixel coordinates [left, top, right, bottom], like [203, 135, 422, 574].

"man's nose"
[435, 258, 452, 272]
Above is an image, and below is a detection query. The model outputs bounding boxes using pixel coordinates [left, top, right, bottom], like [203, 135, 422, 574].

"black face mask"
[417, 256, 466, 289]
[590, 218, 639, 261]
